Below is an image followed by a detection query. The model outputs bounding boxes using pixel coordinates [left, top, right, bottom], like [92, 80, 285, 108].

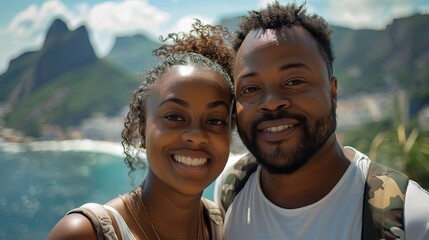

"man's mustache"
[251, 110, 307, 130]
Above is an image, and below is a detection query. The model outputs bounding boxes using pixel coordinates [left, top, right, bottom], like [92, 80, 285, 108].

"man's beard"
[237, 98, 337, 174]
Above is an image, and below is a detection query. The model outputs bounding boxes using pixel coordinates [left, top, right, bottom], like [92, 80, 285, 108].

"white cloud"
[259, 0, 277, 7]
[86, 0, 170, 54]
[7, 1, 72, 37]
[254, 0, 420, 30]
[323, 0, 417, 29]
[165, 15, 213, 35]
[0, 0, 170, 73]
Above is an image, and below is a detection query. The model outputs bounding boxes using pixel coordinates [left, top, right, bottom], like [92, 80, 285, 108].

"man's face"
[234, 26, 338, 174]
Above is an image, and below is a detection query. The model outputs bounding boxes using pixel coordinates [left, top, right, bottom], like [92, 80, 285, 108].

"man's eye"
[207, 119, 226, 126]
[163, 114, 184, 121]
[285, 79, 304, 86]
[241, 86, 259, 94]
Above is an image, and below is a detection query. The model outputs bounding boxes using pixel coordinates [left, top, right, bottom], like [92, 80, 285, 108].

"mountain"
[0, 18, 137, 137]
[105, 34, 161, 74]
[332, 14, 429, 100]
[0, 19, 98, 104]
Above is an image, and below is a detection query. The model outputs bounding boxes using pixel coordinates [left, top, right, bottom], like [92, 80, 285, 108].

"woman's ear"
[138, 123, 146, 149]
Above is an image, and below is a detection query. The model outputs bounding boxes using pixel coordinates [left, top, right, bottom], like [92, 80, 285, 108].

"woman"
[48, 20, 234, 240]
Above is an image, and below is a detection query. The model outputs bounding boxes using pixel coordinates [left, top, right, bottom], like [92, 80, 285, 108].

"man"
[215, 2, 429, 239]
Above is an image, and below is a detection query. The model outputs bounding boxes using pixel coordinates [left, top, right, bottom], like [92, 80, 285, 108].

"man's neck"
[259, 137, 353, 209]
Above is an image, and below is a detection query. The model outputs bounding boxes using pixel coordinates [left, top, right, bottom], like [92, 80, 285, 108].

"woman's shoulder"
[48, 212, 98, 240]
[48, 200, 125, 240]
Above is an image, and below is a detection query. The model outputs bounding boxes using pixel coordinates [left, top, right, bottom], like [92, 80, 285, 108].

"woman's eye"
[163, 114, 184, 121]
[207, 119, 226, 126]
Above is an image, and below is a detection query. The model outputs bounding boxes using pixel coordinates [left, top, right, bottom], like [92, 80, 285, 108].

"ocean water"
[0, 141, 216, 240]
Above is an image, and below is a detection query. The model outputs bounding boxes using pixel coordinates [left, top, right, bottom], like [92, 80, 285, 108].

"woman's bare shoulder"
[48, 213, 97, 240]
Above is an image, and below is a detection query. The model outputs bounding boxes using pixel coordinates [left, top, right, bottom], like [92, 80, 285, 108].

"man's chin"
[259, 161, 302, 174]
[254, 147, 313, 174]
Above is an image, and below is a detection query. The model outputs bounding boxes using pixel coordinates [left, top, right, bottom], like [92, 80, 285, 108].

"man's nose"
[260, 91, 290, 111]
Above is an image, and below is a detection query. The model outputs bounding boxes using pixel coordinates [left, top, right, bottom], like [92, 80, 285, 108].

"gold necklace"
[134, 188, 206, 240]
[119, 194, 152, 240]
[198, 201, 207, 240]
[133, 189, 161, 240]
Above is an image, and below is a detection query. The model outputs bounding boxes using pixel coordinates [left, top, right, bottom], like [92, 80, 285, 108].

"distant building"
[80, 111, 125, 141]
[337, 91, 392, 131]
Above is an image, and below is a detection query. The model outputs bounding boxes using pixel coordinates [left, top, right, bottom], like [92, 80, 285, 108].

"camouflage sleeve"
[363, 161, 409, 240]
[214, 152, 258, 213]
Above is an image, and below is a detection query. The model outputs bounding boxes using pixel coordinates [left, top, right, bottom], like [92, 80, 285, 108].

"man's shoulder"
[404, 180, 429, 239]
[215, 152, 259, 212]
[405, 180, 429, 217]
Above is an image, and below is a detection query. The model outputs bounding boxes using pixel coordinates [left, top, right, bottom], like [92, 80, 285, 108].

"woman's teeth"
[173, 155, 208, 166]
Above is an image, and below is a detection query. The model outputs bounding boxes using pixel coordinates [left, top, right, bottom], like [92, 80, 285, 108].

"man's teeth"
[264, 125, 293, 133]
[174, 155, 208, 166]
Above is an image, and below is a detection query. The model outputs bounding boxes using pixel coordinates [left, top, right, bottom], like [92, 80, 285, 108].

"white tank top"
[104, 205, 135, 240]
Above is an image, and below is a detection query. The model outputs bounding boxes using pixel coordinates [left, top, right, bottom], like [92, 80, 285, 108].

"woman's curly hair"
[121, 19, 234, 177]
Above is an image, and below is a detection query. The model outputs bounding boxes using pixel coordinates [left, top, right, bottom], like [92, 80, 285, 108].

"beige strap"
[67, 203, 118, 240]
[202, 198, 224, 240]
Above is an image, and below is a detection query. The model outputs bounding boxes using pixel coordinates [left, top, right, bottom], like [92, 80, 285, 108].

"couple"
[49, 2, 429, 240]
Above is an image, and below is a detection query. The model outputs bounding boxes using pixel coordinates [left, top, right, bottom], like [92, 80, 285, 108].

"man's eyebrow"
[279, 62, 310, 71]
[159, 97, 189, 107]
[237, 71, 257, 80]
[238, 62, 310, 80]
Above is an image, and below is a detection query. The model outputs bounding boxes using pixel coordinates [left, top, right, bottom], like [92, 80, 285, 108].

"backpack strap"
[67, 203, 118, 240]
[202, 198, 224, 239]
[362, 161, 409, 240]
[220, 152, 258, 212]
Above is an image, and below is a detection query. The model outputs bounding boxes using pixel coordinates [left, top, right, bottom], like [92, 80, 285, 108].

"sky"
[0, 0, 428, 74]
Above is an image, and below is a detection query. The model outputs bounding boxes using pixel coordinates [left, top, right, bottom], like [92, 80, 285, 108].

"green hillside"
[106, 34, 161, 73]
[331, 15, 429, 112]
[4, 60, 138, 136]
[0, 51, 38, 102]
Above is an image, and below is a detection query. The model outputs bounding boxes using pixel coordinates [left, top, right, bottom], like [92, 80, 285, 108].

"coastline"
[0, 137, 247, 166]
[0, 138, 125, 157]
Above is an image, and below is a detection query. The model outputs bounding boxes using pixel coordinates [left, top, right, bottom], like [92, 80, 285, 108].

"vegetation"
[341, 94, 429, 190]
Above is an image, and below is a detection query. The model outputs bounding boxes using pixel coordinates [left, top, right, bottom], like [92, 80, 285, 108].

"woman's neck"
[139, 171, 205, 239]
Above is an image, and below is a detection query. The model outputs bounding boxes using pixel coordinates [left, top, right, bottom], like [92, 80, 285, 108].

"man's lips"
[256, 119, 301, 142]
[257, 119, 300, 132]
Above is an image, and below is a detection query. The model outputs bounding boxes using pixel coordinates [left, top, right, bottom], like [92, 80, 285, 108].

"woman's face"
[142, 65, 232, 195]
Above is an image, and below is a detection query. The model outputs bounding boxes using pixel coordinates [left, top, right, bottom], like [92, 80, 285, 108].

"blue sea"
[0, 140, 216, 240]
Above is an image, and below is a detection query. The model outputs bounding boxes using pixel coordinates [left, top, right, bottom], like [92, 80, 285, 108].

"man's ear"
[330, 76, 338, 103]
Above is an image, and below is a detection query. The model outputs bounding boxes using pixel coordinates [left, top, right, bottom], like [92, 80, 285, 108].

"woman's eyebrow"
[159, 97, 188, 107]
